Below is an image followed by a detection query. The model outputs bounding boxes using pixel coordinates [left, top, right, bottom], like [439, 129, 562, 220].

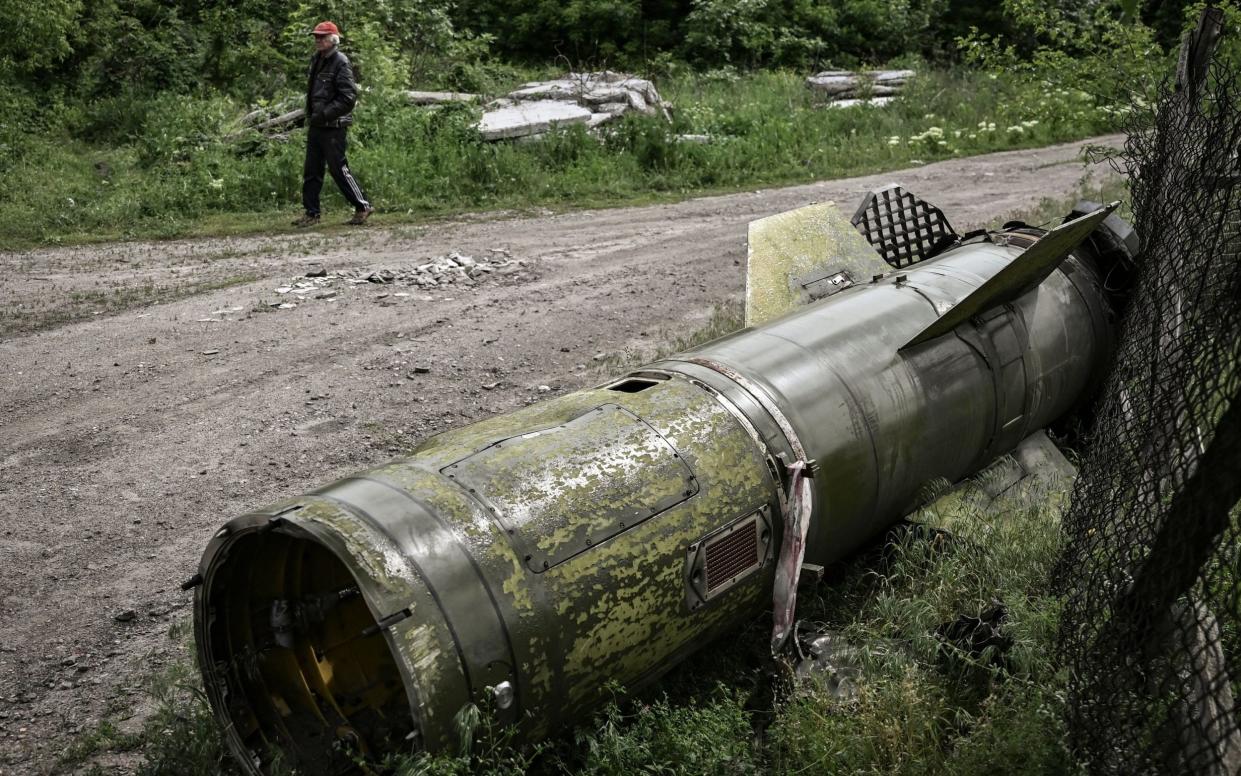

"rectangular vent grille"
[704, 521, 760, 592]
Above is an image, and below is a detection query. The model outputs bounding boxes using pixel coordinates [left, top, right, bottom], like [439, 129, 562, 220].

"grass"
[58, 621, 235, 776]
[0, 68, 1119, 248]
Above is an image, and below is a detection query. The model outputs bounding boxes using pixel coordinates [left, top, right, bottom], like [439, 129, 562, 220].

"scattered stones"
[201, 349, 219, 356]
[268, 252, 530, 308]
[305, 268, 328, 278]
[411, 365, 431, 374]
[112, 609, 137, 623]
[482, 382, 500, 390]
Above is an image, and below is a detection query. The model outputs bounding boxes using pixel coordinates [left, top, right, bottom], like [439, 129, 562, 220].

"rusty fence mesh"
[1053, 8, 1241, 775]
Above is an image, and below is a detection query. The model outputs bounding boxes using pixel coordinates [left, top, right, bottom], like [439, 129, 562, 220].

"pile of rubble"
[411, 72, 671, 141]
[806, 69, 915, 109]
[232, 71, 671, 145]
[266, 250, 529, 309]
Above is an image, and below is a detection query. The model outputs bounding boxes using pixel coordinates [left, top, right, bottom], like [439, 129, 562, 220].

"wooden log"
[252, 109, 305, 132]
[405, 90, 481, 105]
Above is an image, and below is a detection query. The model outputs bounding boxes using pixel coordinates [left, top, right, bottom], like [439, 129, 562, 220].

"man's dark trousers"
[302, 126, 369, 216]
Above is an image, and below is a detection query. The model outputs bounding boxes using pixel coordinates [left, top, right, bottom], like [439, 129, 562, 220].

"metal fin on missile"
[746, 202, 891, 327]
[900, 202, 1119, 350]
[851, 184, 959, 268]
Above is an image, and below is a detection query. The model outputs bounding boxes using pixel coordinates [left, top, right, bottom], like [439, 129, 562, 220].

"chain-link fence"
[1054, 7, 1241, 775]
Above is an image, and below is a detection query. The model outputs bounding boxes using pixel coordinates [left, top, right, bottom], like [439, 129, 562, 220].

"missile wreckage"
[191, 186, 1138, 773]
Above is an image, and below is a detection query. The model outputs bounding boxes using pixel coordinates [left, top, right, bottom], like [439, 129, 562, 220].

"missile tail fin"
[899, 203, 1118, 350]
[746, 202, 890, 327]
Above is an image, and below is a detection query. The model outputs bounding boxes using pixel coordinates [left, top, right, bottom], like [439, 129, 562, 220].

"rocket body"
[195, 214, 1116, 774]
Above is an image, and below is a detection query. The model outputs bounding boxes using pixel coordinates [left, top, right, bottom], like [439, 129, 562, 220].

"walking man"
[293, 21, 374, 227]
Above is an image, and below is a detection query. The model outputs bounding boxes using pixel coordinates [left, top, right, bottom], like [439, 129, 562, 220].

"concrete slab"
[477, 100, 593, 141]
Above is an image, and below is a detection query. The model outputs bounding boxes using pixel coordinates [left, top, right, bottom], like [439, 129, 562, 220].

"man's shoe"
[347, 206, 374, 226]
[292, 213, 321, 227]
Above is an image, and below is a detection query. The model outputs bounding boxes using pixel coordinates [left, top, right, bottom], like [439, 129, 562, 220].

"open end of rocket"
[197, 526, 417, 775]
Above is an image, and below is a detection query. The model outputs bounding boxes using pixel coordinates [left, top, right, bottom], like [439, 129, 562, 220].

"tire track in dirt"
[0, 135, 1122, 772]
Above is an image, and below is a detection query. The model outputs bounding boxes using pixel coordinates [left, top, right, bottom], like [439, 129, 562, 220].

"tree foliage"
[958, 0, 1170, 104]
[0, 0, 82, 73]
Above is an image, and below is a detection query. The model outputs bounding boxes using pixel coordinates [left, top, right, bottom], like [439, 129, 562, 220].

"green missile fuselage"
[194, 203, 1120, 774]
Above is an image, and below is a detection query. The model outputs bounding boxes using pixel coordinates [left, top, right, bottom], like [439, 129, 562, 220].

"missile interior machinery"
[192, 186, 1139, 774]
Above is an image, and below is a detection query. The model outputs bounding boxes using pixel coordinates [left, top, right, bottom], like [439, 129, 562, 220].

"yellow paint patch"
[746, 202, 889, 326]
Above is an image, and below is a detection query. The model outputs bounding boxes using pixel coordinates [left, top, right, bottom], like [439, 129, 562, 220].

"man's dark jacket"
[306, 48, 357, 128]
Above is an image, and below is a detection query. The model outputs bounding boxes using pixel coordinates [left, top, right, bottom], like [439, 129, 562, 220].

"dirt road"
[0, 135, 1122, 773]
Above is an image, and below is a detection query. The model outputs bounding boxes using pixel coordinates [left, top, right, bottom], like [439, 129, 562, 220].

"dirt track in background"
[0, 135, 1122, 774]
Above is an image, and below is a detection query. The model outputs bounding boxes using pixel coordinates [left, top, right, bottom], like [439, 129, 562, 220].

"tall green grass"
[2, 69, 1116, 247]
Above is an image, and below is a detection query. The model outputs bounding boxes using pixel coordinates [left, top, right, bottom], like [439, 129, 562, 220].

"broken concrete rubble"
[476, 71, 672, 141]
[477, 100, 593, 141]
[267, 251, 531, 308]
[806, 70, 914, 108]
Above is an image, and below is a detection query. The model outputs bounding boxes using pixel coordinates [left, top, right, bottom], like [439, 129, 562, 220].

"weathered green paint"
[195, 218, 1119, 775]
[442, 404, 697, 571]
[745, 201, 891, 327]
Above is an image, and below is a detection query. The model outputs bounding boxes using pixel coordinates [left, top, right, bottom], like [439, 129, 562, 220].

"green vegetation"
[60, 622, 233, 775]
[3, 68, 1118, 247]
[0, 0, 1192, 247]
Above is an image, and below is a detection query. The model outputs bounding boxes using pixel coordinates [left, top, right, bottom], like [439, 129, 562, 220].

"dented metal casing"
[194, 203, 1118, 774]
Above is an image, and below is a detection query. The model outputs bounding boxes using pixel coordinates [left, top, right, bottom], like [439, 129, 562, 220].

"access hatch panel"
[441, 404, 699, 572]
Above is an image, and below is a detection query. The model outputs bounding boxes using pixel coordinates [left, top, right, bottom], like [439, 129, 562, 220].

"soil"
[0, 135, 1123, 774]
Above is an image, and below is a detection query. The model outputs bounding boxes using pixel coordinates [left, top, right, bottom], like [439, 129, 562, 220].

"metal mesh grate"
[850, 184, 959, 268]
[1054, 9, 1241, 775]
[705, 519, 759, 592]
